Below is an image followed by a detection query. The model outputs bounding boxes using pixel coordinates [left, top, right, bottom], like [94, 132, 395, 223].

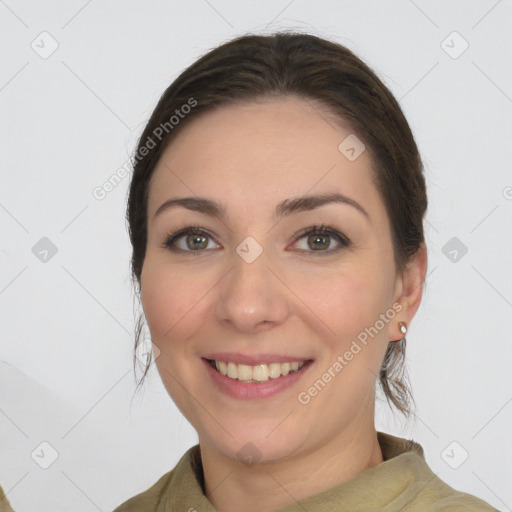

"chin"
[197, 417, 309, 466]
[221, 435, 303, 467]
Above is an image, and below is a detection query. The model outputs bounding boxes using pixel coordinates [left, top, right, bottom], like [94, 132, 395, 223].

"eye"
[292, 224, 350, 255]
[161, 223, 350, 256]
[161, 225, 220, 254]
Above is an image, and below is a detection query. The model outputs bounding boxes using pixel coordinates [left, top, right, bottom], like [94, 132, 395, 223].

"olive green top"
[112, 431, 498, 511]
[0, 486, 15, 512]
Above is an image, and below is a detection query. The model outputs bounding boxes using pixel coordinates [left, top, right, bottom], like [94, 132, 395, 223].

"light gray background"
[1, 1, 511, 511]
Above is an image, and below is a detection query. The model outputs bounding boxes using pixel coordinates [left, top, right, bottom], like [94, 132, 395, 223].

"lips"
[203, 355, 313, 400]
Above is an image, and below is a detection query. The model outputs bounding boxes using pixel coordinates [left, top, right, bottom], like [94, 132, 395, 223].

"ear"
[390, 242, 428, 341]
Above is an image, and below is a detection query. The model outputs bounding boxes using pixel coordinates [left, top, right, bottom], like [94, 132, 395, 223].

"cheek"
[140, 261, 204, 345]
[298, 265, 385, 338]
[295, 261, 393, 385]
[140, 261, 209, 418]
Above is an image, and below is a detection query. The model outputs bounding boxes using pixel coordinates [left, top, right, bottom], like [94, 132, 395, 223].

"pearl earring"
[398, 321, 408, 335]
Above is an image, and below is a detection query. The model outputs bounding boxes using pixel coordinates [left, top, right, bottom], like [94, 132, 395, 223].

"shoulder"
[0, 484, 16, 512]
[402, 455, 499, 511]
[377, 432, 499, 511]
[411, 480, 500, 511]
[111, 467, 176, 512]
[111, 445, 201, 512]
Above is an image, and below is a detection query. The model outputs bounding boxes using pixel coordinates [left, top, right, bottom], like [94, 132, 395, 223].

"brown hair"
[126, 31, 427, 418]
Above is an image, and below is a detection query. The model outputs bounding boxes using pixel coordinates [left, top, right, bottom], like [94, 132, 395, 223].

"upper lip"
[202, 353, 312, 366]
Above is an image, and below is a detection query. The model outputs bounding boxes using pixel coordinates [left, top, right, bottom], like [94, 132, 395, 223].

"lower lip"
[203, 359, 313, 400]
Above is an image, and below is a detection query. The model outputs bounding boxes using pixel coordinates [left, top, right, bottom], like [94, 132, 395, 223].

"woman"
[113, 32, 497, 511]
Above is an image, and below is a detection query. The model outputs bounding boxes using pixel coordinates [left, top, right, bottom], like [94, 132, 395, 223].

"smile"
[208, 359, 306, 383]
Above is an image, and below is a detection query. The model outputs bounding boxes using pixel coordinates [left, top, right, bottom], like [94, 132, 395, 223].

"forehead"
[147, 96, 385, 225]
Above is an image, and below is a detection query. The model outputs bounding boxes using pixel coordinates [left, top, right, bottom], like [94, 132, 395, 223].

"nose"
[215, 245, 291, 333]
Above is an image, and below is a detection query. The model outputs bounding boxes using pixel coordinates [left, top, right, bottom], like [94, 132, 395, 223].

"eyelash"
[160, 223, 350, 256]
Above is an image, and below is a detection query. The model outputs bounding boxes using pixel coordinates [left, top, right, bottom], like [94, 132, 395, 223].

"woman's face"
[140, 96, 413, 464]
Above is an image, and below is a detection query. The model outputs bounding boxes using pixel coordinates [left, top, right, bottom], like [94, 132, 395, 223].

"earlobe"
[388, 320, 408, 343]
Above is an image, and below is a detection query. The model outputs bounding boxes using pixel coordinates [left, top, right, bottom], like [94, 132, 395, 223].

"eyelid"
[161, 223, 350, 254]
[287, 224, 350, 254]
[160, 224, 222, 253]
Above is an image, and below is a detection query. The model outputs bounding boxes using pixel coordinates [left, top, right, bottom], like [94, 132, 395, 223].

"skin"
[140, 95, 427, 512]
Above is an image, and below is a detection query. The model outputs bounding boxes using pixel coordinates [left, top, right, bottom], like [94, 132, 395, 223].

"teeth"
[269, 363, 281, 379]
[212, 360, 306, 382]
[253, 364, 269, 382]
[237, 364, 253, 381]
[215, 361, 227, 376]
[227, 362, 237, 379]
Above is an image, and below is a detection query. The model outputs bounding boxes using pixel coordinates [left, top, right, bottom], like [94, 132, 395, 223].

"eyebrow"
[152, 192, 370, 223]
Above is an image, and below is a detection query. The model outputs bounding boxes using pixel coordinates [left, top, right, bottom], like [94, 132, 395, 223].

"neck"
[200, 416, 383, 512]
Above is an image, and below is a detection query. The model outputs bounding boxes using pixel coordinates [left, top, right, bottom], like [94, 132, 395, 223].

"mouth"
[205, 358, 312, 383]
